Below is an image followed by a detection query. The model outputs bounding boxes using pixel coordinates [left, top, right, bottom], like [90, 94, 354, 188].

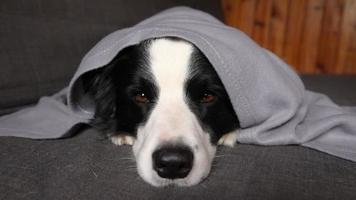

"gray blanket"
[1, 7, 356, 162]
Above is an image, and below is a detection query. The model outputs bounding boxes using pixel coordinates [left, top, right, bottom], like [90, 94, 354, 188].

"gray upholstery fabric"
[0, 0, 222, 116]
[302, 75, 356, 106]
[0, 76, 356, 200]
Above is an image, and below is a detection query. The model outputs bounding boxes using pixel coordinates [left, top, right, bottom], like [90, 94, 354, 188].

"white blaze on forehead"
[149, 39, 193, 94]
[147, 39, 195, 141]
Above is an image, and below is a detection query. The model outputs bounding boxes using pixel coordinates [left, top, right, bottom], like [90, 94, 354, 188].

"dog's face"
[86, 37, 239, 186]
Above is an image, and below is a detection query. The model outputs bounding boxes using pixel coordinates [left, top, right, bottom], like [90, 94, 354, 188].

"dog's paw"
[110, 135, 136, 146]
[217, 131, 238, 147]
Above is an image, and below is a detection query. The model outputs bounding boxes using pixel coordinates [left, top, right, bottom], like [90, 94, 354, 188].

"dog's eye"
[200, 93, 215, 104]
[135, 92, 150, 104]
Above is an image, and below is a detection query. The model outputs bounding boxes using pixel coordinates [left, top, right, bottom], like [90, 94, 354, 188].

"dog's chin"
[139, 171, 211, 187]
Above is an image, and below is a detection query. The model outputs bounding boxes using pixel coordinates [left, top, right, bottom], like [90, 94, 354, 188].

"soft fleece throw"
[1, 7, 356, 162]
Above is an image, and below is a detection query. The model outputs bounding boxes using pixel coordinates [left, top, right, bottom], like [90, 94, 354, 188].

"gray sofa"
[1, 1, 356, 199]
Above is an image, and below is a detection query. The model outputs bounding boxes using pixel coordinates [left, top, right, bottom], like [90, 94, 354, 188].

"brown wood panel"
[252, 0, 272, 45]
[266, 0, 290, 57]
[283, 0, 307, 70]
[221, 0, 356, 74]
[316, 0, 345, 73]
[299, 0, 325, 73]
[337, 0, 356, 74]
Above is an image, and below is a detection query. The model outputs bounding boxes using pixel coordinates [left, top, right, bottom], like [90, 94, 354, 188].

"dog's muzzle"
[152, 145, 193, 179]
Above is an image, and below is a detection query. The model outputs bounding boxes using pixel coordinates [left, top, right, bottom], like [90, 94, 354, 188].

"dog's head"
[85, 37, 239, 186]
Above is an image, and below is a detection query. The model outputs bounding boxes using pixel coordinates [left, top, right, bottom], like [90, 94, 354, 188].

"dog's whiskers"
[199, 181, 208, 189]
[118, 158, 135, 161]
[214, 153, 227, 157]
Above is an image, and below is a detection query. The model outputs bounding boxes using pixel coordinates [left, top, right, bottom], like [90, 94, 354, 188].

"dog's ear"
[82, 64, 117, 132]
[82, 44, 140, 133]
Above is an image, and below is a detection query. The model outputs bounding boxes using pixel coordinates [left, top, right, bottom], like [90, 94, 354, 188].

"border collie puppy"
[85, 37, 240, 187]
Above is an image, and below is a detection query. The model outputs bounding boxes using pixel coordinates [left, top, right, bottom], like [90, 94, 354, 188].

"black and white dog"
[85, 37, 240, 186]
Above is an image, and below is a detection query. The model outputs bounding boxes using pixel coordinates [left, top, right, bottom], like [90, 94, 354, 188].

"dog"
[84, 37, 240, 187]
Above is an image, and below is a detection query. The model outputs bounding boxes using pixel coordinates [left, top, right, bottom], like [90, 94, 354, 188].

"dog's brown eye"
[135, 92, 149, 104]
[200, 93, 215, 104]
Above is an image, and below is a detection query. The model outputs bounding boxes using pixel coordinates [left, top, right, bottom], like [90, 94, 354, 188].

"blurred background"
[221, 0, 356, 74]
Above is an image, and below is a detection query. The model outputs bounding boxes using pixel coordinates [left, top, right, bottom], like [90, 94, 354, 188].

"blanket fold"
[1, 7, 355, 161]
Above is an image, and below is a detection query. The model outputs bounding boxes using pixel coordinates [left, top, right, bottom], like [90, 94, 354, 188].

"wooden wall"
[221, 0, 356, 74]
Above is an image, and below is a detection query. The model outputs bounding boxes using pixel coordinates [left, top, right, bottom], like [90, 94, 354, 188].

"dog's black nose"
[152, 146, 193, 179]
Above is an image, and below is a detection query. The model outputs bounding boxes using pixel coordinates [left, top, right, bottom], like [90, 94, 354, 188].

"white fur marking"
[217, 131, 238, 147]
[111, 135, 136, 146]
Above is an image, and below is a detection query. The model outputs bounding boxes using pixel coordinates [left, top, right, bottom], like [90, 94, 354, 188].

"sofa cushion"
[0, 0, 223, 116]
[0, 127, 355, 200]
